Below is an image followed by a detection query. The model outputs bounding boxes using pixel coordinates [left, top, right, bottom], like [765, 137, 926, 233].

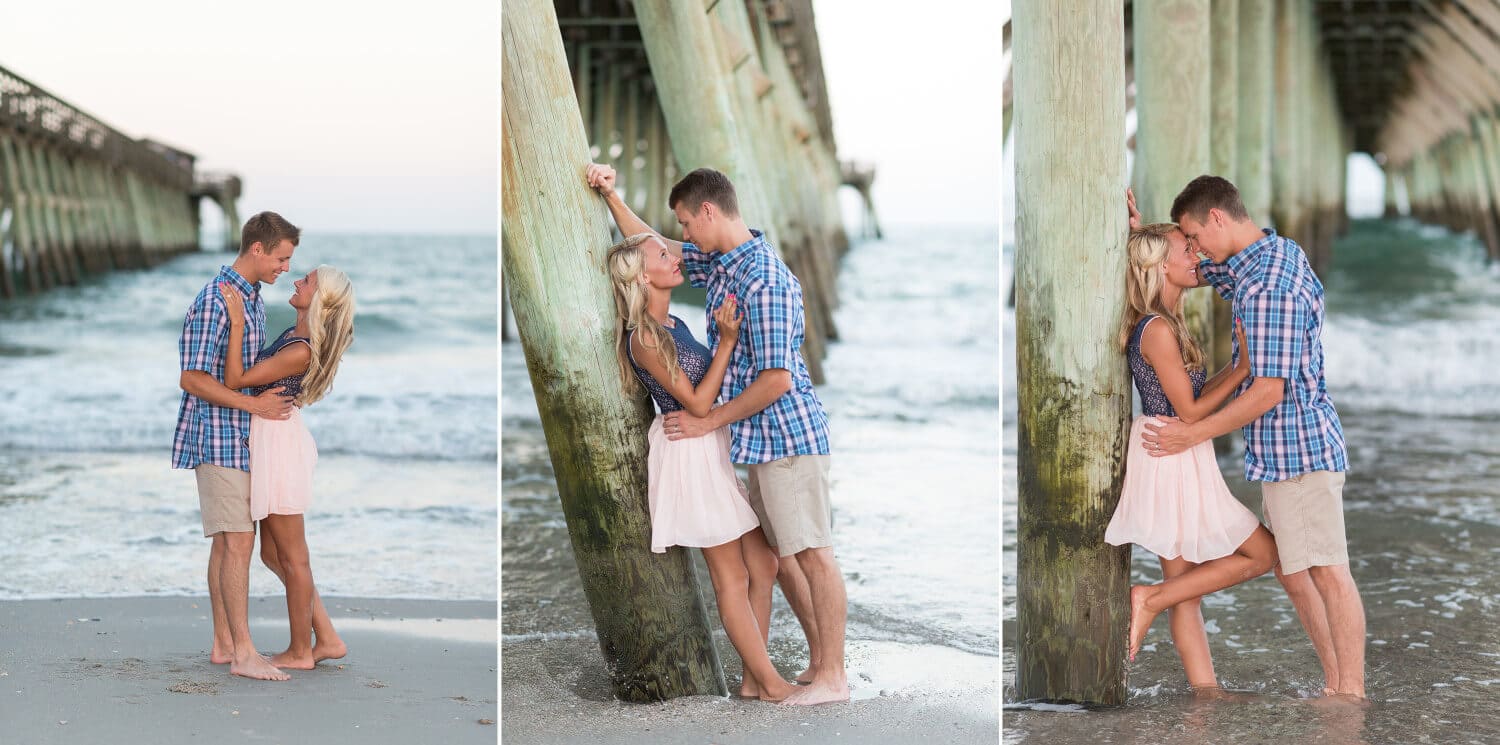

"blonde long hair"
[1120, 223, 1205, 370]
[298, 265, 355, 406]
[606, 233, 678, 393]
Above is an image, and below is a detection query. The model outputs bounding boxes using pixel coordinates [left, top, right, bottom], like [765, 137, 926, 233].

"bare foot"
[268, 649, 317, 671]
[739, 678, 761, 698]
[1127, 585, 1161, 662]
[756, 677, 798, 703]
[794, 666, 816, 684]
[313, 639, 347, 663]
[778, 679, 849, 706]
[230, 654, 291, 681]
[210, 642, 233, 665]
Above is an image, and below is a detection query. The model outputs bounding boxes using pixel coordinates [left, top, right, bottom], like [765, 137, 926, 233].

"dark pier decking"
[1007, 0, 1500, 705]
[0, 64, 242, 299]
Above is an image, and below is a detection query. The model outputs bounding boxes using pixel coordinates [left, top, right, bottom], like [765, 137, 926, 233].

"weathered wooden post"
[1209, 0, 1239, 423]
[1133, 0, 1214, 351]
[1013, 0, 1132, 705]
[501, 0, 726, 702]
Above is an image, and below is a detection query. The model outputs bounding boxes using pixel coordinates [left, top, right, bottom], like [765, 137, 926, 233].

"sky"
[4, 1, 498, 235]
[814, 0, 1004, 228]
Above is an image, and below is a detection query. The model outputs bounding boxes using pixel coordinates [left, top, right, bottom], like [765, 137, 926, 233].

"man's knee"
[1307, 563, 1354, 592]
[794, 546, 839, 577]
[222, 531, 255, 558]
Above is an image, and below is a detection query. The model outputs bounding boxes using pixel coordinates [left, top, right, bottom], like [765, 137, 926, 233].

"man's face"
[252, 239, 296, 284]
[1177, 211, 1227, 264]
[673, 202, 712, 250]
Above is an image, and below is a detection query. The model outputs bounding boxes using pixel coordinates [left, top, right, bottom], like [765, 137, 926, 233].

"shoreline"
[0, 595, 496, 745]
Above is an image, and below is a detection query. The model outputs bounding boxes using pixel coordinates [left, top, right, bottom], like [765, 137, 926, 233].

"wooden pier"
[0, 64, 242, 299]
[1008, 0, 1500, 704]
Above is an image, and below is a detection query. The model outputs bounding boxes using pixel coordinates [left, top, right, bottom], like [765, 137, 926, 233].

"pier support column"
[1209, 0, 1239, 431]
[502, 0, 726, 702]
[1013, 0, 1131, 705]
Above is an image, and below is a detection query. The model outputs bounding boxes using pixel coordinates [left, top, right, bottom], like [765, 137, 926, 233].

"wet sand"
[502, 635, 997, 744]
[0, 596, 496, 744]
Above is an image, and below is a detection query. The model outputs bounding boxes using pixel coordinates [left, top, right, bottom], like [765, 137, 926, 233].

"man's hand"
[1141, 416, 1197, 456]
[586, 163, 617, 198]
[251, 387, 294, 420]
[663, 409, 715, 440]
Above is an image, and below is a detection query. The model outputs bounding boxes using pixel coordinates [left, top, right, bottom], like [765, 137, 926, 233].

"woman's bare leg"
[1130, 525, 1278, 659]
[702, 539, 796, 702]
[259, 516, 344, 664]
[1159, 556, 1218, 689]
[736, 528, 779, 697]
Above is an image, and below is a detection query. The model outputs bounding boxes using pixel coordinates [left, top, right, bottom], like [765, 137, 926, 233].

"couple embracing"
[1107, 176, 1367, 700]
[172, 212, 356, 681]
[585, 162, 849, 706]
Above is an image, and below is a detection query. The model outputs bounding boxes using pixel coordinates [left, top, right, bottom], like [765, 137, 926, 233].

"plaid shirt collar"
[714, 229, 767, 270]
[1223, 228, 1277, 281]
[219, 264, 261, 300]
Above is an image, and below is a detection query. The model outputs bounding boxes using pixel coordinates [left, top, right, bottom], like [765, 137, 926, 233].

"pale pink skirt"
[646, 415, 760, 553]
[248, 407, 318, 522]
[1105, 416, 1261, 563]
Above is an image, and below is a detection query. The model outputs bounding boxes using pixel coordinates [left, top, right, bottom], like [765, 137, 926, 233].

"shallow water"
[0, 234, 497, 600]
[502, 225, 1000, 699]
[1003, 219, 1500, 742]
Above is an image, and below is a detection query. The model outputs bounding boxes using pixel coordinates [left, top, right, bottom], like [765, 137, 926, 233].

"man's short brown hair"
[668, 168, 740, 217]
[1170, 175, 1251, 223]
[239, 211, 301, 255]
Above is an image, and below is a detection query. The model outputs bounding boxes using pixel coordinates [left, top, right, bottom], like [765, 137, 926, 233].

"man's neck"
[1223, 222, 1267, 261]
[229, 257, 259, 285]
[705, 223, 755, 255]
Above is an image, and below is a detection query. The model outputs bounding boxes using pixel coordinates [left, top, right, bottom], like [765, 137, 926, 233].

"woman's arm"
[630, 299, 740, 418]
[1195, 320, 1251, 407]
[219, 286, 312, 391]
[1139, 319, 1246, 423]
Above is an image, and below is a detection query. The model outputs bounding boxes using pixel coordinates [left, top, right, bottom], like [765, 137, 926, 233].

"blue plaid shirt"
[682, 230, 831, 465]
[1199, 229, 1347, 482]
[171, 266, 266, 471]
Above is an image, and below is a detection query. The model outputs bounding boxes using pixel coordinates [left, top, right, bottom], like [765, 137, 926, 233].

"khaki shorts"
[1261, 470, 1348, 575]
[196, 463, 253, 537]
[746, 455, 832, 557]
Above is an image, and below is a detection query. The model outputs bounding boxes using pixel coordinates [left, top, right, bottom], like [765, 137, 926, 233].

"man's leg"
[1309, 563, 1365, 698]
[775, 552, 822, 682]
[221, 529, 288, 680]
[781, 545, 848, 705]
[1276, 564, 1340, 692]
[208, 534, 233, 664]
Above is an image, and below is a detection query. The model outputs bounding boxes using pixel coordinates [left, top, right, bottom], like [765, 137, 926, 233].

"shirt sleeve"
[1241, 285, 1306, 380]
[1199, 259, 1235, 301]
[744, 281, 796, 374]
[179, 292, 228, 374]
[681, 242, 712, 289]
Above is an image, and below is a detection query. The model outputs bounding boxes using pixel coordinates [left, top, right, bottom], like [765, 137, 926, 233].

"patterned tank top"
[252, 326, 312, 401]
[1127, 315, 1206, 417]
[627, 315, 711, 414]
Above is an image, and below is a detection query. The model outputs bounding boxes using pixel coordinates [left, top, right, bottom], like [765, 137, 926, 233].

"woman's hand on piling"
[586, 163, 617, 197]
[1126, 187, 1142, 230]
[218, 283, 245, 328]
[713, 294, 741, 343]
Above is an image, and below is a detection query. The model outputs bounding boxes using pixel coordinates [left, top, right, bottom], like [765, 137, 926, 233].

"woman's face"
[640, 237, 683, 290]
[1161, 229, 1200, 290]
[289, 270, 319, 310]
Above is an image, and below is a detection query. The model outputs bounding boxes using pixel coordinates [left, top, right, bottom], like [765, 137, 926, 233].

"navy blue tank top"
[252, 326, 311, 400]
[628, 315, 711, 414]
[1127, 315, 1206, 417]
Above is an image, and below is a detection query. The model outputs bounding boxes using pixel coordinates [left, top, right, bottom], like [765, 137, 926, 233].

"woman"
[1105, 196, 1279, 687]
[606, 232, 796, 702]
[219, 265, 355, 670]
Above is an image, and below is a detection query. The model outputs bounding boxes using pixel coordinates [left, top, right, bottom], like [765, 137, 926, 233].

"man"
[172, 211, 300, 681]
[1142, 175, 1366, 699]
[586, 163, 849, 705]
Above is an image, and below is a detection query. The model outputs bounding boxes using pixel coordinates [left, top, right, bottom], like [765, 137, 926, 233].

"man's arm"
[180, 371, 293, 420]
[1142, 375, 1283, 454]
[663, 368, 791, 439]
[586, 163, 683, 257]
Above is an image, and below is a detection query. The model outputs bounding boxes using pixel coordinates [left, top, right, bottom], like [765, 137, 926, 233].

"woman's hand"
[218, 283, 245, 328]
[713, 294, 740, 343]
[1234, 318, 1250, 372]
[1126, 187, 1142, 230]
[586, 163, 617, 198]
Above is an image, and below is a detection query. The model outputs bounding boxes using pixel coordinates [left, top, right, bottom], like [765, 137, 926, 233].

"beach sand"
[0, 596, 496, 745]
[501, 635, 998, 744]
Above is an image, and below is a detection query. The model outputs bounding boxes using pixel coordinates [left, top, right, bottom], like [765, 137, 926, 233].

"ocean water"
[1003, 219, 1500, 742]
[0, 234, 497, 600]
[501, 225, 1001, 695]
